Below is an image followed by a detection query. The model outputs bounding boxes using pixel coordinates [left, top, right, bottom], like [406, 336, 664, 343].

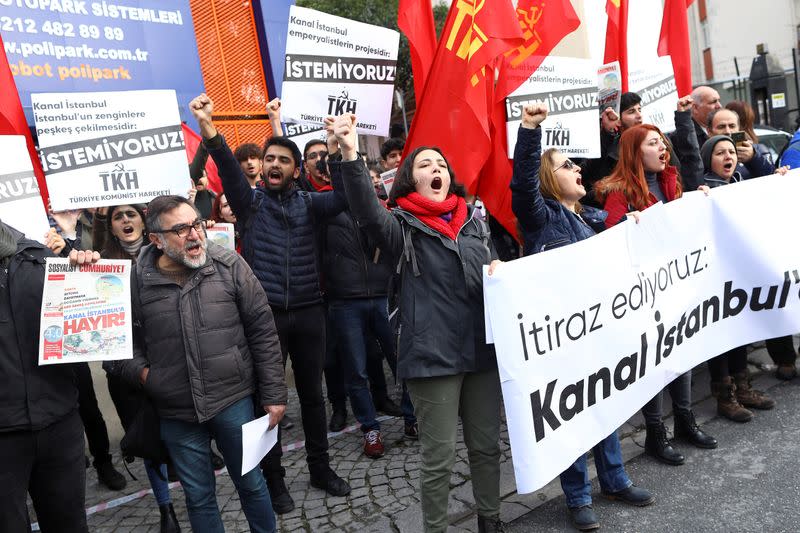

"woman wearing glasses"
[593, 109, 717, 470]
[511, 104, 653, 531]
[98, 204, 181, 533]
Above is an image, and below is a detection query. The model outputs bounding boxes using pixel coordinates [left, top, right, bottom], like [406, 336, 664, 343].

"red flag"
[604, 0, 629, 92]
[495, 0, 581, 101]
[398, 0, 438, 101]
[181, 123, 222, 194]
[0, 34, 49, 210]
[484, 0, 581, 237]
[477, 82, 519, 239]
[403, 0, 524, 212]
[658, 0, 695, 96]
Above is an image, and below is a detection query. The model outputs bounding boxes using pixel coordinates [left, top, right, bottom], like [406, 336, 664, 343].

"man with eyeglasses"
[189, 93, 351, 514]
[300, 139, 332, 192]
[104, 194, 287, 533]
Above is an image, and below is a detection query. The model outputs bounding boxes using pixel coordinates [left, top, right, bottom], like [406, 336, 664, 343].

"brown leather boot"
[711, 377, 753, 423]
[733, 372, 776, 410]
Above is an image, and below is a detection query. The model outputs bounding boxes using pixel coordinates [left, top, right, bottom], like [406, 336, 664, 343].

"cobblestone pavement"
[30, 344, 786, 532]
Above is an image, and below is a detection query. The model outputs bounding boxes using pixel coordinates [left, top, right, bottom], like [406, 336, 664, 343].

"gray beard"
[162, 239, 207, 269]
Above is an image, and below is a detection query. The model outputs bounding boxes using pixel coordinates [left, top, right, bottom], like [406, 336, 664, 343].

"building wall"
[689, 0, 799, 83]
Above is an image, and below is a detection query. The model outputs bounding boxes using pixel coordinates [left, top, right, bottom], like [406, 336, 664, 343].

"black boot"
[673, 409, 717, 449]
[477, 514, 505, 532]
[96, 460, 127, 490]
[645, 422, 684, 465]
[159, 503, 181, 533]
[329, 404, 347, 432]
[265, 473, 295, 514]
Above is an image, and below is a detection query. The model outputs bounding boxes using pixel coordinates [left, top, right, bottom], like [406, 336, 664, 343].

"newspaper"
[39, 258, 133, 365]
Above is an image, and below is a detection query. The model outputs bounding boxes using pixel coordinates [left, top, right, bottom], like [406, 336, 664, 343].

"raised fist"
[521, 103, 548, 129]
[266, 98, 281, 120]
[676, 95, 693, 112]
[189, 93, 214, 123]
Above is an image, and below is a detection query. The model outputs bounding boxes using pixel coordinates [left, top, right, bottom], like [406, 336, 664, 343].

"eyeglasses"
[152, 219, 207, 239]
[306, 150, 328, 161]
[554, 159, 577, 172]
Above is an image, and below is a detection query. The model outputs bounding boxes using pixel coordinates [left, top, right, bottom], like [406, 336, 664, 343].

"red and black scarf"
[309, 176, 333, 192]
[395, 192, 467, 240]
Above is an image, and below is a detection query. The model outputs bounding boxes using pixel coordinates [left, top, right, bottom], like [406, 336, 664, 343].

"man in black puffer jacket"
[324, 158, 417, 458]
[190, 93, 351, 513]
[0, 221, 88, 533]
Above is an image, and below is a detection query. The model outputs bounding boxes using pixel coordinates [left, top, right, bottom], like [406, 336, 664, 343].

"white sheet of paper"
[482, 265, 494, 344]
[241, 414, 278, 476]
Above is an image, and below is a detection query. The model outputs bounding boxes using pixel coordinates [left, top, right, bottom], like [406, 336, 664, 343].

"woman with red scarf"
[332, 115, 503, 533]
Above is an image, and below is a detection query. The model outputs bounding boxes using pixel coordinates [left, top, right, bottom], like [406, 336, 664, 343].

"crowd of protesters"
[2, 83, 798, 533]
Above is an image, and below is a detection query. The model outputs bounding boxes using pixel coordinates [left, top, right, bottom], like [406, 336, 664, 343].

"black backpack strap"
[397, 222, 420, 277]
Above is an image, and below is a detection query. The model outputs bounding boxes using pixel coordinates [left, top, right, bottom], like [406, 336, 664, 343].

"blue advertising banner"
[252, 0, 294, 99]
[1, 0, 205, 126]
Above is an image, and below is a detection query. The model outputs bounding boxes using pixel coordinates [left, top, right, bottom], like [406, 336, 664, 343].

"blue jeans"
[144, 460, 170, 506]
[559, 430, 631, 508]
[329, 297, 415, 431]
[160, 397, 275, 533]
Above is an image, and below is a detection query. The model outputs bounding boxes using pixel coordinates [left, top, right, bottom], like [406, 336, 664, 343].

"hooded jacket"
[109, 242, 287, 423]
[340, 158, 497, 380]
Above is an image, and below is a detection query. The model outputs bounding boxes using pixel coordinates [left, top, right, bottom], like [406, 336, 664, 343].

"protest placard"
[0, 135, 50, 243]
[484, 173, 800, 494]
[597, 61, 622, 115]
[32, 89, 190, 211]
[505, 56, 600, 159]
[629, 59, 679, 133]
[283, 122, 327, 152]
[39, 258, 133, 365]
[282, 121, 358, 153]
[380, 168, 397, 197]
[206, 223, 236, 251]
[280, 5, 399, 136]
[626, 0, 679, 132]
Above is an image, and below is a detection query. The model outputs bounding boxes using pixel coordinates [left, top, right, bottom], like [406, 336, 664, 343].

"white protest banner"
[281, 5, 400, 136]
[32, 90, 190, 211]
[505, 56, 600, 159]
[0, 136, 50, 243]
[597, 61, 622, 115]
[626, 0, 679, 132]
[484, 173, 800, 494]
[39, 258, 133, 365]
[207, 223, 236, 251]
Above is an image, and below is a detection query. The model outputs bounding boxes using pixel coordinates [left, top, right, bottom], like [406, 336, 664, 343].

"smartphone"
[730, 131, 746, 145]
